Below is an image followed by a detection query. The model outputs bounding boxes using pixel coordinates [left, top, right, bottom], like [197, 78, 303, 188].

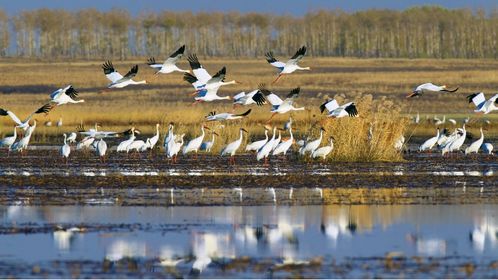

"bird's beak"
[203, 126, 211, 130]
[406, 92, 417, 98]
[241, 128, 248, 133]
[213, 132, 219, 136]
[235, 80, 242, 84]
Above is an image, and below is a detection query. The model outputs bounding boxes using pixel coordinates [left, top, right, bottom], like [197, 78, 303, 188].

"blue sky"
[1, 0, 496, 15]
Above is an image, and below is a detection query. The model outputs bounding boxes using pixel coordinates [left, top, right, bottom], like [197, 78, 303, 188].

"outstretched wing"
[259, 84, 283, 106]
[64, 85, 78, 100]
[320, 99, 339, 113]
[286, 87, 300, 99]
[164, 45, 185, 65]
[344, 103, 359, 117]
[207, 66, 226, 85]
[187, 54, 211, 83]
[287, 46, 307, 65]
[183, 72, 205, 89]
[0, 108, 22, 125]
[265, 51, 285, 70]
[251, 91, 267, 106]
[122, 65, 138, 80]
[102, 61, 123, 83]
[467, 92, 486, 108]
[147, 57, 163, 70]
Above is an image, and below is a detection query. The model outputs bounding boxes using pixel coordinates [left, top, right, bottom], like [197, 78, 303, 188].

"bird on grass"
[147, 45, 189, 75]
[60, 133, 71, 163]
[265, 46, 310, 83]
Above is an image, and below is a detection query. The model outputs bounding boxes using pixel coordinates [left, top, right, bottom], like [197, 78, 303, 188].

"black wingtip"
[147, 57, 156, 65]
[319, 99, 330, 114]
[237, 109, 252, 117]
[466, 93, 478, 103]
[183, 72, 198, 84]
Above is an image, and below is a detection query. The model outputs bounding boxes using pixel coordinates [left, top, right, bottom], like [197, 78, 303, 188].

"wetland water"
[0, 205, 498, 278]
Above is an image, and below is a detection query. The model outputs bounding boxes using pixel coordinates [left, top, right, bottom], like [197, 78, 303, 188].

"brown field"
[0, 57, 496, 160]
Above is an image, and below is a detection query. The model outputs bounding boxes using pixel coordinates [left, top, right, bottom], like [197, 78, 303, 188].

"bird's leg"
[272, 74, 284, 84]
[191, 100, 202, 106]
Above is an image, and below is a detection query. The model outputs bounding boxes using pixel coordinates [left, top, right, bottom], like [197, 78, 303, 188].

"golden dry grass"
[0, 57, 496, 160]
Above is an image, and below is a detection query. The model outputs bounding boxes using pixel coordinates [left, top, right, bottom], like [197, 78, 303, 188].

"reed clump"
[321, 94, 408, 162]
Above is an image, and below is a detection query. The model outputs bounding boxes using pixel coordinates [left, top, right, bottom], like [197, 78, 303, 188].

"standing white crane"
[442, 125, 466, 155]
[265, 46, 310, 84]
[272, 126, 294, 157]
[66, 132, 77, 143]
[148, 124, 160, 150]
[183, 125, 210, 158]
[256, 127, 277, 164]
[163, 123, 175, 153]
[117, 128, 138, 152]
[96, 139, 107, 163]
[312, 137, 334, 160]
[200, 132, 219, 152]
[465, 128, 484, 155]
[300, 128, 325, 156]
[205, 109, 252, 121]
[60, 133, 71, 163]
[221, 128, 247, 165]
[167, 134, 185, 164]
[0, 127, 17, 153]
[407, 83, 459, 98]
[419, 128, 440, 152]
[467, 92, 498, 114]
[11, 121, 37, 154]
[49, 85, 84, 105]
[102, 61, 146, 89]
[246, 128, 269, 152]
[271, 129, 282, 151]
[147, 45, 188, 74]
[0, 103, 53, 130]
[319, 99, 359, 118]
[260, 86, 305, 123]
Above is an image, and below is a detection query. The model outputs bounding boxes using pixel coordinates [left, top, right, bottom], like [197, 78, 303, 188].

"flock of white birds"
[0, 45, 496, 164]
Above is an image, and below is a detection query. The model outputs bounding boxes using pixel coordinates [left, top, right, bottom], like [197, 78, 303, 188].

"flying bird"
[102, 61, 146, 89]
[260, 86, 305, 122]
[407, 83, 458, 98]
[265, 46, 310, 83]
[205, 109, 251, 121]
[467, 92, 498, 114]
[147, 45, 189, 74]
[0, 103, 54, 130]
[320, 99, 358, 118]
[49, 85, 84, 105]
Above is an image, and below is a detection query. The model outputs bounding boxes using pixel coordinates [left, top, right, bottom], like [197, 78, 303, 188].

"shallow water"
[0, 205, 497, 278]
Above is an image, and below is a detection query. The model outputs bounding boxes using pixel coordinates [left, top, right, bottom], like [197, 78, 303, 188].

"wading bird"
[148, 124, 160, 150]
[167, 134, 185, 163]
[467, 92, 498, 114]
[221, 128, 247, 165]
[66, 132, 77, 143]
[272, 126, 294, 157]
[465, 128, 484, 155]
[102, 61, 146, 89]
[265, 46, 310, 83]
[419, 128, 440, 152]
[205, 109, 252, 121]
[117, 127, 138, 152]
[312, 137, 334, 160]
[407, 83, 459, 98]
[183, 125, 210, 158]
[49, 85, 84, 105]
[0, 103, 53, 130]
[257, 127, 277, 164]
[60, 133, 71, 163]
[147, 45, 188, 74]
[246, 128, 269, 152]
[11, 120, 37, 154]
[319, 99, 359, 118]
[300, 128, 325, 156]
[261, 86, 304, 123]
[96, 139, 107, 163]
[200, 131, 219, 152]
[0, 127, 17, 154]
[482, 143, 494, 155]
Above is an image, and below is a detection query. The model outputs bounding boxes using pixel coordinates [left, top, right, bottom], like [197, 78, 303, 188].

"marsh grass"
[0, 58, 497, 160]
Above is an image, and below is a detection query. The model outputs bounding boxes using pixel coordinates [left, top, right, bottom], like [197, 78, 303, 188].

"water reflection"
[0, 204, 497, 277]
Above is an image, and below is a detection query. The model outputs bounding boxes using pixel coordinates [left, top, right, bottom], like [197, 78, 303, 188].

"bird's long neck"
[218, 96, 230, 100]
[222, 80, 237, 86]
[132, 80, 147, 85]
[292, 106, 305, 111]
[13, 128, 16, 137]
[156, 125, 160, 136]
[71, 99, 85, 103]
[479, 128, 484, 140]
[63, 134, 67, 145]
[239, 130, 244, 141]
[297, 66, 310, 70]
[201, 126, 205, 137]
[271, 128, 276, 140]
[211, 134, 215, 142]
[264, 130, 268, 141]
[289, 127, 293, 140]
[319, 130, 323, 141]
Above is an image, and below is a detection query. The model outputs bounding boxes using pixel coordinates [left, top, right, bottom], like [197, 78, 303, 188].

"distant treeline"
[0, 6, 497, 59]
